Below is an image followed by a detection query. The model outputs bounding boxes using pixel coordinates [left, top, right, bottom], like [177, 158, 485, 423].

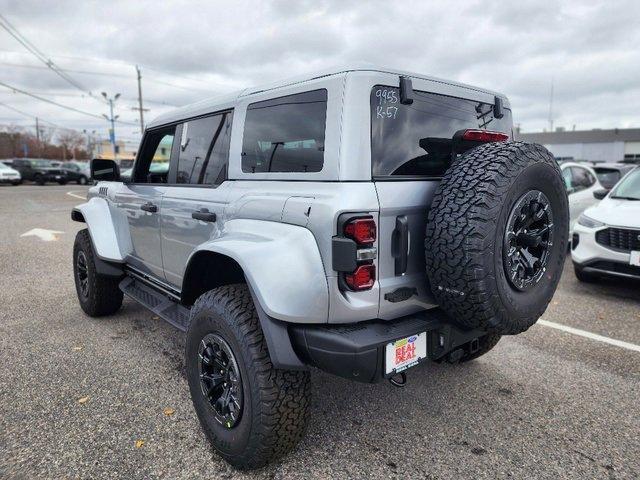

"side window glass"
[134, 127, 175, 183]
[562, 167, 574, 191]
[176, 111, 233, 185]
[242, 89, 327, 173]
[571, 167, 593, 191]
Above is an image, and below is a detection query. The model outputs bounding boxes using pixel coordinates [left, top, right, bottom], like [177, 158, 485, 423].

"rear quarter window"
[241, 89, 327, 173]
[371, 85, 512, 178]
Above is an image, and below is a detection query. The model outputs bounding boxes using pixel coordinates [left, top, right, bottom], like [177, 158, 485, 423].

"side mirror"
[593, 189, 608, 200]
[91, 159, 120, 182]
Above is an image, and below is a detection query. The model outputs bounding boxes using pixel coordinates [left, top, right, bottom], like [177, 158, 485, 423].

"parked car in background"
[12, 159, 69, 185]
[592, 163, 635, 191]
[60, 161, 91, 184]
[120, 161, 168, 182]
[118, 158, 135, 170]
[560, 162, 603, 232]
[572, 167, 640, 281]
[0, 162, 22, 185]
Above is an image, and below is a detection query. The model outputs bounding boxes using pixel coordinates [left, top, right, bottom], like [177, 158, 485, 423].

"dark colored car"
[12, 159, 69, 185]
[59, 161, 91, 185]
[592, 163, 636, 190]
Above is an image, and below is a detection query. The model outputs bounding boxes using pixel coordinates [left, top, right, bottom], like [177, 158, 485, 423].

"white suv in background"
[560, 162, 603, 233]
[572, 167, 640, 282]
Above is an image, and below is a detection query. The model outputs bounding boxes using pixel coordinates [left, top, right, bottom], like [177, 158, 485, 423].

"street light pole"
[102, 92, 121, 161]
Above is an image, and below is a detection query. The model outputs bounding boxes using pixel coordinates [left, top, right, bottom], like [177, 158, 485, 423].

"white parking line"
[66, 191, 86, 200]
[538, 319, 640, 353]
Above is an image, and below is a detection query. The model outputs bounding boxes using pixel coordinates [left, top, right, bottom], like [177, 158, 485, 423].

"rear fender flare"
[188, 219, 329, 324]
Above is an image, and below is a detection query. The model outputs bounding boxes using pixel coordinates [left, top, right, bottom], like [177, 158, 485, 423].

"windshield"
[0, 163, 10, 170]
[32, 160, 52, 167]
[610, 168, 640, 200]
[371, 85, 512, 177]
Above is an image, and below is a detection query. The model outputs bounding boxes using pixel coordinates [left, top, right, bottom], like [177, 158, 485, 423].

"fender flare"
[187, 219, 329, 324]
[71, 197, 127, 262]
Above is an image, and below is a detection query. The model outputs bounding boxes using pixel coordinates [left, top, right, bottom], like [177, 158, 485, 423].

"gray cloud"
[1, 0, 639, 140]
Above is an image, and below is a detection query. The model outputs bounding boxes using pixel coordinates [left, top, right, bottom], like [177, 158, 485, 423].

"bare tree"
[57, 130, 84, 160]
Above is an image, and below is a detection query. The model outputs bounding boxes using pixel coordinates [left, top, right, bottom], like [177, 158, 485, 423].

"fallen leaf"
[152, 316, 159, 320]
[552, 301, 559, 305]
[163, 407, 175, 416]
[72, 346, 83, 351]
[78, 396, 89, 404]
[135, 440, 145, 448]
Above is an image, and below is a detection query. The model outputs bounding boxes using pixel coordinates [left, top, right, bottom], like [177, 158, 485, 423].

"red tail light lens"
[462, 129, 509, 143]
[344, 217, 376, 245]
[345, 264, 376, 291]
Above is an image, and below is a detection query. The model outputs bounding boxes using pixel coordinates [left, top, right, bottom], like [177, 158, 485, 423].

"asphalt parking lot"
[1, 184, 639, 479]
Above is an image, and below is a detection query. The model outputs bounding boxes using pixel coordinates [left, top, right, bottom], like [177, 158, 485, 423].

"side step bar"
[119, 277, 191, 331]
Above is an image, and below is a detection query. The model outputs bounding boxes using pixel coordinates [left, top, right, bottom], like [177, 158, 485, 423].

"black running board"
[119, 277, 191, 331]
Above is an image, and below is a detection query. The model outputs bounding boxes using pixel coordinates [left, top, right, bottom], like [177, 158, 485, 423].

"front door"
[114, 126, 176, 279]
[159, 111, 234, 288]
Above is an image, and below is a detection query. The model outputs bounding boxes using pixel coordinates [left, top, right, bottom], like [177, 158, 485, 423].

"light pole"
[102, 92, 120, 161]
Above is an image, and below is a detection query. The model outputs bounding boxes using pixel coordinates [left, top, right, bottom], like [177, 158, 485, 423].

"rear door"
[160, 110, 234, 288]
[370, 82, 513, 319]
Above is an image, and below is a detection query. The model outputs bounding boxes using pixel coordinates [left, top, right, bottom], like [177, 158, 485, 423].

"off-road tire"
[73, 229, 123, 316]
[78, 176, 88, 185]
[573, 264, 598, 283]
[460, 333, 502, 362]
[186, 284, 311, 470]
[425, 142, 569, 335]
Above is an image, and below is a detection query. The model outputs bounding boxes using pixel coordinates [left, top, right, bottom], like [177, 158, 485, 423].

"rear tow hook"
[389, 371, 407, 388]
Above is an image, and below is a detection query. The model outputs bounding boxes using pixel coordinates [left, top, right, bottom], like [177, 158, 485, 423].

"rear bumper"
[289, 309, 485, 383]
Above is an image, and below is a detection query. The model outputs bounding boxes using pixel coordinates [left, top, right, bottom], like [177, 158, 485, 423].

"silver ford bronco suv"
[72, 65, 568, 469]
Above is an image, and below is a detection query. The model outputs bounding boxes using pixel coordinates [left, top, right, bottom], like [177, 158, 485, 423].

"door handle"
[140, 202, 158, 213]
[392, 215, 409, 276]
[192, 208, 216, 223]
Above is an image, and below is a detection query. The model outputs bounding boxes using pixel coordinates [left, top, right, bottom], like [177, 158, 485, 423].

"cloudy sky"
[1, 0, 639, 144]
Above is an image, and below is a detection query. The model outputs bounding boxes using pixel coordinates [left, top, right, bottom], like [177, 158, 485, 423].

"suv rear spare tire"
[425, 142, 568, 335]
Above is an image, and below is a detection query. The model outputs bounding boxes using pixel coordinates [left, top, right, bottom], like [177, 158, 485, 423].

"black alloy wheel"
[198, 333, 243, 429]
[504, 190, 554, 291]
[76, 250, 90, 298]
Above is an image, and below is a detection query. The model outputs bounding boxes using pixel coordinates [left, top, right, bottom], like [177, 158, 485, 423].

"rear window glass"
[242, 89, 327, 173]
[371, 85, 512, 177]
[593, 168, 621, 190]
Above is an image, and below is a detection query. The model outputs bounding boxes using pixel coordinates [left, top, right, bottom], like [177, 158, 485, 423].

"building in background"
[94, 139, 140, 161]
[515, 128, 640, 163]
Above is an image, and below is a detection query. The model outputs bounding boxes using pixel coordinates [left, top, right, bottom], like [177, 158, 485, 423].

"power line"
[0, 101, 75, 131]
[0, 13, 103, 102]
[0, 80, 137, 125]
[0, 51, 229, 91]
[0, 88, 179, 107]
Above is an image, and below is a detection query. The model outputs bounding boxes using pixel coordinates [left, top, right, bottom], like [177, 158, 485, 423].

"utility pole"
[102, 92, 121, 161]
[548, 77, 554, 132]
[131, 65, 149, 134]
[35, 117, 41, 156]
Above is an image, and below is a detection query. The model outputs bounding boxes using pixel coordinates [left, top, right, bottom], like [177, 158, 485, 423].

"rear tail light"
[344, 264, 376, 291]
[344, 217, 376, 245]
[462, 129, 510, 143]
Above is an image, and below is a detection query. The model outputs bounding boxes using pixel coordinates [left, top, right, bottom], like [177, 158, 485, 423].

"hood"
[585, 197, 640, 229]
[0, 167, 20, 175]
